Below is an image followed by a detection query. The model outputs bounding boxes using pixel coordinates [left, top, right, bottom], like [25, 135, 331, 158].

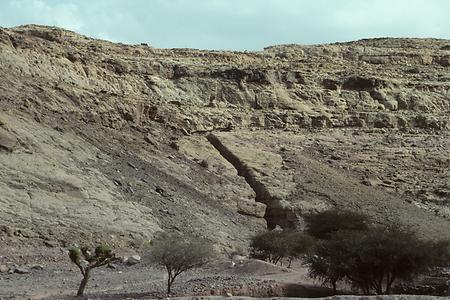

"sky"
[0, 0, 449, 51]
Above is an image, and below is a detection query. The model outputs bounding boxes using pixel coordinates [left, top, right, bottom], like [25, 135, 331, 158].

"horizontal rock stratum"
[0, 25, 449, 250]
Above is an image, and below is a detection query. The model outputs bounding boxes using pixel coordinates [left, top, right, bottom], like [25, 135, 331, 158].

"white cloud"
[6, 0, 83, 30]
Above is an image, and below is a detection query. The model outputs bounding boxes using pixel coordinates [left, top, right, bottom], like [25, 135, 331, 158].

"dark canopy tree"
[250, 230, 314, 266]
[307, 224, 449, 295]
[303, 209, 369, 240]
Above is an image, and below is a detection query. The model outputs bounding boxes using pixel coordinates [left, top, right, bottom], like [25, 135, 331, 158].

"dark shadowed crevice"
[207, 133, 297, 229]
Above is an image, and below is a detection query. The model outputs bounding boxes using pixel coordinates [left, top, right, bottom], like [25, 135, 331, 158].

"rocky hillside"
[0, 25, 449, 250]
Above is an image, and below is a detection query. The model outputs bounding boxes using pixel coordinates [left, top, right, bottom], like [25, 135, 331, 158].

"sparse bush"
[147, 234, 215, 295]
[69, 244, 117, 297]
[250, 230, 313, 266]
[306, 224, 450, 295]
[303, 209, 369, 240]
[199, 159, 209, 168]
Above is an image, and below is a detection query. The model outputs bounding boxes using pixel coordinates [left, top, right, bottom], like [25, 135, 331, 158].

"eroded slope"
[0, 25, 449, 248]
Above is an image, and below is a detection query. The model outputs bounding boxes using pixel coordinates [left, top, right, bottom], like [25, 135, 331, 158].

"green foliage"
[68, 244, 116, 297]
[283, 231, 315, 267]
[69, 247, 82, 264]
[95, 244, 113, 258]
[306, 224, 449, 295]
[303, 209, 369, 240]
[249, 230, 314, 266]
[148, 234, 215, 294]
[249, 230, 286, 264]
[284, 231, 314, 258]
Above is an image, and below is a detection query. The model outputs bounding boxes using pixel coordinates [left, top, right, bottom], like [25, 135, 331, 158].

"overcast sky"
[0, 0, 449, 50]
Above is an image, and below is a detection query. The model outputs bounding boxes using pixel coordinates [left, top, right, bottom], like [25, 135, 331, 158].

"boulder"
[125, 254, 141, 266]
[30, 264, 44, 270]
[361, 55, 390, 64]
[0, 265, 9, 273]
[370, 90, 398, 111]
[14, 267, 30, 274]
[237, 199, 266, 218]
[43, 240, 59, 248]
[107, 263, 118, 269]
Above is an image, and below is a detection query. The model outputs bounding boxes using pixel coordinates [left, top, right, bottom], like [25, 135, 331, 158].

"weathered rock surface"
[237, 199, 267, 218]
[0, 25, 449, 249]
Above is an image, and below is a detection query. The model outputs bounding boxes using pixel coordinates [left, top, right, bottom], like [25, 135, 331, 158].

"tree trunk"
[332, 281, 337, 294]
[77, 269, 90, 297]
[385, 275, 396, 294]
[167, 274, 172, 295]
[167, 273, 177, 295]
[362, 282, 370, 295]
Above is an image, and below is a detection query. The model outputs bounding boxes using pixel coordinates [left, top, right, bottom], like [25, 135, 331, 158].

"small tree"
[249, 230, 287, 264]
[148, 234, 215, 295]
[303, 209, 369, 240]
[69, 244, 117, 297]
[249, 230, 314, 266]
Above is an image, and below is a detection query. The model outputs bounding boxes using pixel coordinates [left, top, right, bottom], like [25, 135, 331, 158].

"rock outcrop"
[0, 25, 449, 248]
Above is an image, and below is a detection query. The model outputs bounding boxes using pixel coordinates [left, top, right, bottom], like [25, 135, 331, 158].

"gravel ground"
[0, 245, 333, 300]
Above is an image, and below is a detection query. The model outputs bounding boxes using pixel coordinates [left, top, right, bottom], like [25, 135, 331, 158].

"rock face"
[0, 25, 449, 248]
[0, 127, 17, 152]
[237, 199, 267, 218]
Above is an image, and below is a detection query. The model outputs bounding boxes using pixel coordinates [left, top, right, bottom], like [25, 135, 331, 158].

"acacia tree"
[69, 244, 117, 297]
[307, 234, 350, 293]
[249, 230, 314, 266]
[249, 230, 287, 264]
[303, 209, 369, 240]
[304, 209, 370, 293]
[307, 225, 449, 295]
[353, 225, 447, 294]
[148, 234, 215, 295]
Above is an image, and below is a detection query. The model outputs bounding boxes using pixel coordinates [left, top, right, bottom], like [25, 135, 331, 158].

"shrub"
[250, 230, 314, 266]
[147, 234, 215, 295]
[303, 209, 369, 240]
[306, 224, 449, 295]
[68, 244, 117, 297]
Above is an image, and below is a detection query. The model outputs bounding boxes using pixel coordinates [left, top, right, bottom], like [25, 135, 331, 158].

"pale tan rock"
[237, 199, 266, 218]
[0, 265, 9, 273]
[0, 25, 449, 247]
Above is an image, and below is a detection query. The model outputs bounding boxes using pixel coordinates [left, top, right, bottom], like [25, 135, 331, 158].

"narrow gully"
[206, 133, 297, 229]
